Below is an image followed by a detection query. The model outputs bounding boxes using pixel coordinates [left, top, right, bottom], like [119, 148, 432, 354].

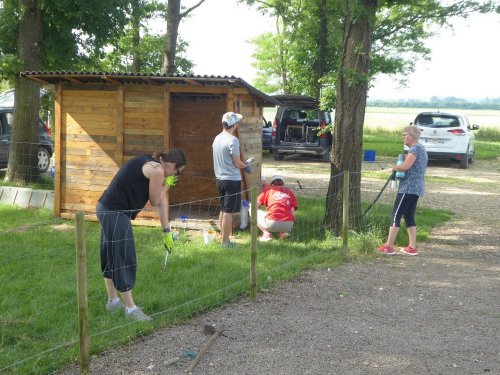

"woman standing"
[96, 149, 187, 321]
[377, 126, 428, 256]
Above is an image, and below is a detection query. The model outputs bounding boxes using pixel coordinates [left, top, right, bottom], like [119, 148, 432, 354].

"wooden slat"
[54, 84, 62, 217]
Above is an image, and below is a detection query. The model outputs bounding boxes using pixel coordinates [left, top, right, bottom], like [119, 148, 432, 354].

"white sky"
[152, 1, 500, 100]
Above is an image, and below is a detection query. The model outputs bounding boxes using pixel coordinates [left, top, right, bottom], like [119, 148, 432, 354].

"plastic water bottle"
[240, 200, 250, 230]
[395, 154, 405, 179]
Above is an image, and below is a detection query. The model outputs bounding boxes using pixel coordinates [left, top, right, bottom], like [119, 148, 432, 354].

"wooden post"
[115, 85, 124, 166]
[342, 171, 350, 257]
[250, 186, 258, 300]
[53, 84, 62, 217]
[75, 212, 90, 374]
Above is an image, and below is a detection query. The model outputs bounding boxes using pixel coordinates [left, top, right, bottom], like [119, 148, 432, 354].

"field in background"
[264, 106, 500, 130]
[364, 107, 500, 129]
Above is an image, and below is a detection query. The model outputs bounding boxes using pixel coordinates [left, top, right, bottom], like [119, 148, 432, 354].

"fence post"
[75, 212, 90, 374]
[250, 186, 258, 300]
[342, 171, 350, 257]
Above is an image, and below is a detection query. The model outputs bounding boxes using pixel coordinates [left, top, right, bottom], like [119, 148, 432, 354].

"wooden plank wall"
[169, 94, 225, 206]
[56, 84, 265, 222]
[123, 85, 165, 160]
[60, 88, 119, 215]
[234, 93, 264, 192]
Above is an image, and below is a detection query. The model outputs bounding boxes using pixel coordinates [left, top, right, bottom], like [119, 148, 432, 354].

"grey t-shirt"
[212, 131, 242, 181]
[399, 143, 428, 196]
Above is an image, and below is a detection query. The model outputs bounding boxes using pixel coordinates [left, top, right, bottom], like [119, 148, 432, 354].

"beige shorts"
[257, 210, 294, 233]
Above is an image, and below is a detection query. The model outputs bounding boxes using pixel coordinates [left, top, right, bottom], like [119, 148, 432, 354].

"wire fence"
[0, 169, 397, 374]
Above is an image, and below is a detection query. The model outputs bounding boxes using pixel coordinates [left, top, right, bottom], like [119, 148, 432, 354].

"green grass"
[363, 127, 500, 159]
[0, 171, 54, 190]
[0, 197, 452, 373]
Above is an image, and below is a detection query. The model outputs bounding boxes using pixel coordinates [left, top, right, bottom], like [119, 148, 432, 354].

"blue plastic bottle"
[395, 154, 405, 179]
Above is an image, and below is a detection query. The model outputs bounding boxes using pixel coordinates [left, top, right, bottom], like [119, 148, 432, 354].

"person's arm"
[232, 155, 247, 169]
[144, 162, 170, 229]
[393, 152, 416, 172]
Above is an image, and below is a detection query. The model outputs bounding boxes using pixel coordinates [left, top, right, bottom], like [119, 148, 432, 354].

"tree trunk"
[313, 0, 328, 98]
[130, 0, 142, 72]
[324, 0, 377, 234]
[6, 0, 43, 183]
[162, 0, 181, 74]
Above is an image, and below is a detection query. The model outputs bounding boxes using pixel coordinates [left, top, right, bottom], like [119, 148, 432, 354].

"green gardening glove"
[162, 230, 174, 253]
[164, 175, 178, 188]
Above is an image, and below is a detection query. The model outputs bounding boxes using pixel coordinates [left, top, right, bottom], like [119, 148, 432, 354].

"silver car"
[410, 112, 479, 169]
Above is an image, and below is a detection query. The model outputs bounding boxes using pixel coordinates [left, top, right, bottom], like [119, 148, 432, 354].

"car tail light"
[447, 129, 465, 135]
[44, 122, 52, 137]
[319, 121, 327, 138]
[272, 118, 277, 137]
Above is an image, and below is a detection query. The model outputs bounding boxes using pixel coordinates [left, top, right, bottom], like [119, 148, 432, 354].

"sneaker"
[279, 232, 290, 240]
[125, 307, 153, 322]
[376, 244, 396, 255]
[400, 246, 418, 256]
[259, 233, 273, 242]
[106, 299, 124, 313]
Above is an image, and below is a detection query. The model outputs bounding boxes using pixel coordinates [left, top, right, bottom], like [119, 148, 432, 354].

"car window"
[282, 107, 320, 123]
[414, 114, 460, 128]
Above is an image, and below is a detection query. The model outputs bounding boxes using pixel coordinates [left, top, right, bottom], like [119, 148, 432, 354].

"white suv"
[409, 112, 479, 169]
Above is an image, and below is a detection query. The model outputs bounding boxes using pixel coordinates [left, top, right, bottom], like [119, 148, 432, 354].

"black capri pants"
[390, 193, 419, 228]
[96, 202, 137, 292]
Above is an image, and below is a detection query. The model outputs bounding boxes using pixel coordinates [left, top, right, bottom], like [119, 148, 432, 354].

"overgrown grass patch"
[1, 196, 452, 373]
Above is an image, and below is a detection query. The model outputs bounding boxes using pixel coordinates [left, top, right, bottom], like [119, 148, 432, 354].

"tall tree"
[7, 0, 43, 183]
[323, 0, 496, 233]
[162, 0, 206, 74]
[324, 0, 376, 233]
[0, 0, 129, 183]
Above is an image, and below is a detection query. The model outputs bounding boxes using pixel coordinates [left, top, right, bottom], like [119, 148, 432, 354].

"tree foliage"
[245, 0, 497, 109]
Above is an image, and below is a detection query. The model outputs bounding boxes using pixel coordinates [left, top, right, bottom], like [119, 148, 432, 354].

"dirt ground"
[60, 155, 500, 375]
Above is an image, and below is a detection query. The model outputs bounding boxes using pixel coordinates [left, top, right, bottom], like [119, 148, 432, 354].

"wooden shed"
[22, 71, 280, 227]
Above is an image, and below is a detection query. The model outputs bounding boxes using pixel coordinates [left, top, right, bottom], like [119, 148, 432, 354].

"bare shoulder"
[142, 161, 162, 179]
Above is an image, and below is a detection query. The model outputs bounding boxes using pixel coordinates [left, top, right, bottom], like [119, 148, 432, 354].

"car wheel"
[38, 146, 50, 173]
[468, 148, 475, 164]
[459, 154, 469, 169]
[272, 150, 284, 161]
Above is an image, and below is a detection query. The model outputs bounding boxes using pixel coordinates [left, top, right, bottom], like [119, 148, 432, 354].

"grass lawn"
[0, 197, 452, 374]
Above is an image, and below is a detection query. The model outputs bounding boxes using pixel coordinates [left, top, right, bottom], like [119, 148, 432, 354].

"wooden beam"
[226, 88, 234, 112]
[116, 86, 124, 166]
[63, 75, 84, 84]
[103, 76, 121, 85]
[164, 86, 171, 212]
[54, 83, 63, 217]
[164, 86, 171, 149]
[28, 76, 50, 85]
[185, 79, 202, 86]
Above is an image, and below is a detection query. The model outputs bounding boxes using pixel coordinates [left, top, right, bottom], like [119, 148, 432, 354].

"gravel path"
[61, 156, 500, 375]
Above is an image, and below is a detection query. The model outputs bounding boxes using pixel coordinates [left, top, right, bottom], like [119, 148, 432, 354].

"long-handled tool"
[362, 171, 395, 217]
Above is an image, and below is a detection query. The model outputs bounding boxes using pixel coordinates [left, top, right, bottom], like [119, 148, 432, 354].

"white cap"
[271, 175, 285, 184]
[221, 112, 243, 127]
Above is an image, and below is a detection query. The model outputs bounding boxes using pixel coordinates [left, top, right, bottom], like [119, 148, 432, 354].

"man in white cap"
[256, 175, 298, 241]
[212, 112, 253, 247]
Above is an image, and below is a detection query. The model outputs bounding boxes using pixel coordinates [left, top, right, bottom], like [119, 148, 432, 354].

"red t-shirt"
[257, 186, 298, 222]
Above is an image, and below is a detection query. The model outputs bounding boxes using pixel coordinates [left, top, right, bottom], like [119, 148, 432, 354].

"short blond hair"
[403, 125, 421, 141]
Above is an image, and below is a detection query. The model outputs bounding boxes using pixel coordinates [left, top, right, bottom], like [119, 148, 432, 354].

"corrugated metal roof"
[20, 71, 281, 106]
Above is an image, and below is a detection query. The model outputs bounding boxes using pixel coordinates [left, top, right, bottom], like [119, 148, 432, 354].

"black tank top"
[99, 154, 154, 219]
